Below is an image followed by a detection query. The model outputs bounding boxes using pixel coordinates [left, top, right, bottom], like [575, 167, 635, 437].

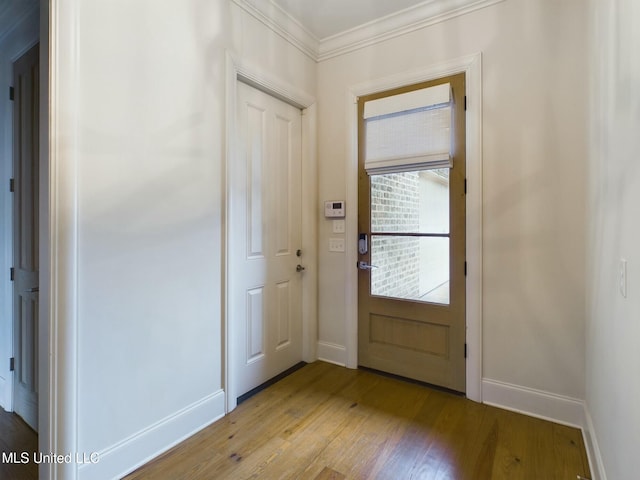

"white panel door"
[12, 43, 39, 431]
[229, 82, 303, 403]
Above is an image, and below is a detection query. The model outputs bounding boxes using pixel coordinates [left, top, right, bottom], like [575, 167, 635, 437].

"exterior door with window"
[357, 73, 466, 392]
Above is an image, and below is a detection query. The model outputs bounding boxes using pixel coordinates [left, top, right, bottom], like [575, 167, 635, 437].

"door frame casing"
[345, 53, 483, 402]
[224, 52, 318, 413]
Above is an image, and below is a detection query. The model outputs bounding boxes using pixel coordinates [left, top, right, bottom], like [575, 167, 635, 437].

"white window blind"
[363, 83, 452, 175]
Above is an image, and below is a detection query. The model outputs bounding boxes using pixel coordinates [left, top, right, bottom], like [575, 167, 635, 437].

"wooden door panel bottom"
[357, 352, 458, 392]
[369, 313, 449, 357]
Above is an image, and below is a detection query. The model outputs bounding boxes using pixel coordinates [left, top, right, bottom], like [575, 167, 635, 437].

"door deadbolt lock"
[359, 234, 368, 255]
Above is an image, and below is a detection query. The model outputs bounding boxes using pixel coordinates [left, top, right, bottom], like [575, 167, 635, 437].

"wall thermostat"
[324, 200, 345, 218]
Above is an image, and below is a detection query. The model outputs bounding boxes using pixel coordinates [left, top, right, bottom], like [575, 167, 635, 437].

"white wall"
[586, 0, 640, 478]
[317, 0, 588, 400]
[0, 4, 39, 412]
[50, 1, 315, 478]
[75, 1, 227, 461]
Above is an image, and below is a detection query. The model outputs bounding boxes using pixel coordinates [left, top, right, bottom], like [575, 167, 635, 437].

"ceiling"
[0, 0, 38, 42]
[271, 0, 430, 40]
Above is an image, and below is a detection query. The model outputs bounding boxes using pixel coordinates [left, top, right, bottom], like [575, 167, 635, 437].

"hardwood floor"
[125, 362, 591, 480]
[0, 409, 38, 480]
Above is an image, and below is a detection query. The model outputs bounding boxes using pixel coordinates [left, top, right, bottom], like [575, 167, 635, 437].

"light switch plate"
[332, 219, 346, 233]
[329, 238, 345, 252]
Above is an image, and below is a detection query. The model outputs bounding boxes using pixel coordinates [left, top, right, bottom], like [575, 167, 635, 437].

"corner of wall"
[317, 341, 347, 367]
[582, 404, 608, 480]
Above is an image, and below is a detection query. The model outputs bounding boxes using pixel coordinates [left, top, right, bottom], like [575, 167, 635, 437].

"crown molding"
[232, 0, 505, 63]
[231, 0, 319, 61]
[318, 0, 506, 61]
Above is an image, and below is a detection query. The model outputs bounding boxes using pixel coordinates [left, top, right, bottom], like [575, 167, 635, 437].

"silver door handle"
[296, 264, 306, 272]
[357, 261, 378, 270]
[26, 287, 39, 293]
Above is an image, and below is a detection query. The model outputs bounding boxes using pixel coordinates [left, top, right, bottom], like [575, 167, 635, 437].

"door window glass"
[369, 169, 450, 304]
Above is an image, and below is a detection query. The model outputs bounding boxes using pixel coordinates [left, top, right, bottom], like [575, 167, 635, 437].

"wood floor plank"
[313, 466, 346, 480]
[491, 409, 531, 480]
[371, 388, 450, 479]
[124, 362, 592, 480]
[553, 423, 592, 479]
[412, 394, 489, 480]
[295, 371, 423, 479]
[0, 409, 38, 480]
[342, 373, 435, 478]
[246, 370, 406, 478]
[467, 413, 500, 479]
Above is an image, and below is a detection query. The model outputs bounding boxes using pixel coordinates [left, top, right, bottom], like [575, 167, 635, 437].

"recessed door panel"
[276, 281, 291, 349]
[246, 104, 266, 259]
[247, 287, 265, 362]
[274, 115, 292, 256]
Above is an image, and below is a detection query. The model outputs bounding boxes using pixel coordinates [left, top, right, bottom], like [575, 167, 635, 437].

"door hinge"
[464, 178, 467, 194]
[9, 86, 14, 101]
[464, 261, 467, 277]
[464, 344, 468, 358]
[464, 95, 467, 111]
[10, 267, 15, 281]
[9, 357, 15, 372]
[9, 178, 15, 193]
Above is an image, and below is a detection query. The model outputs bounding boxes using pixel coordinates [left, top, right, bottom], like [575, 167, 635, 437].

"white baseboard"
[317, 341, 347, 367]
[583, 406, 607, 480]
[78, 389, 226, 480]
[482, 378, 587, 429]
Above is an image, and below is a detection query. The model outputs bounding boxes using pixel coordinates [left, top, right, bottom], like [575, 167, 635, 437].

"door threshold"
[358, 366, 465, 398]
[237, 361, 307, 405]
